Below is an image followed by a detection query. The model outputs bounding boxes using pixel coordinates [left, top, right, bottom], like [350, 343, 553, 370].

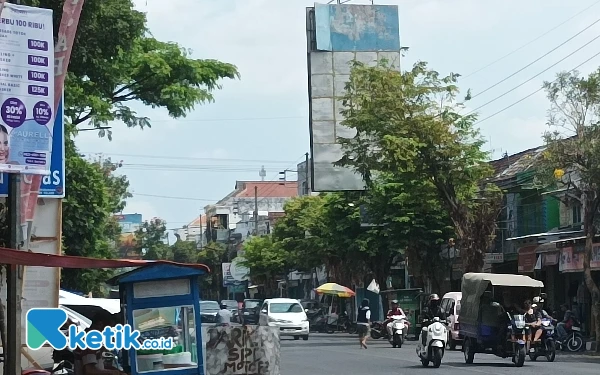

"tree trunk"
[582, 192, 600, 352]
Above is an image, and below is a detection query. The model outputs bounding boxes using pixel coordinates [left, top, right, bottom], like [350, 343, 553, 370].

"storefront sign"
[518, 246, 537, 273]
[559, 246, 600, 272]
[543, 252, 559, 266]
[485, 253, 504, 263]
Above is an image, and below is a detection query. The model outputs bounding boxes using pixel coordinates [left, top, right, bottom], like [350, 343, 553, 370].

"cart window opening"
[270, 303, 303, 313]
[132, 305, 198, 372]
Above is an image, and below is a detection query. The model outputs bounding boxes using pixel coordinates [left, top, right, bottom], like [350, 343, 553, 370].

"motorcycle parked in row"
[416, 317, 447, 368]
[529, 318, 556, 362]
[556, 319, 585, 352]
[386, 314, 408, 348]
[370, 321, 386, 340]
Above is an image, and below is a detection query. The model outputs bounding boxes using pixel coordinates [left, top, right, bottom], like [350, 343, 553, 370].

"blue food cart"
[108, 263, 209, 375]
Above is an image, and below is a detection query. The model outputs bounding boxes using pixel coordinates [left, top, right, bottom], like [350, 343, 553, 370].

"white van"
[258, 298, 309, 341]
[440, 292, 462, 350]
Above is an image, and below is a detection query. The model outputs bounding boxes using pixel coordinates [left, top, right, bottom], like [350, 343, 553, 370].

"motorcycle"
[416, 317, 447, 368]
[509, 313, 528, 367]
[557, 319, 585, 352]
[22, 361, 74, 375]
[529, 318, 556, 362]
[386, 314, 408, 348]
[370, 321, 386, 339]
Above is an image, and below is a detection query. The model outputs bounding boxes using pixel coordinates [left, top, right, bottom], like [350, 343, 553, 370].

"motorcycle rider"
[556, 304, 577, 344]
[217, 303, 233, 326]
[384, 300, 408, 337]
[425, 294, 441, 321]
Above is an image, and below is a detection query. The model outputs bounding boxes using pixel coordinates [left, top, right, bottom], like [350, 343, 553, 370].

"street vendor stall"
[108, 264, 208, 375]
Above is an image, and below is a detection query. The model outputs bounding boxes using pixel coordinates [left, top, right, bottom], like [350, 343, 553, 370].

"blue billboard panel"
[314, 4, 400, 52]
[114, 213, 143, 233]
[0, 95, 64, 198]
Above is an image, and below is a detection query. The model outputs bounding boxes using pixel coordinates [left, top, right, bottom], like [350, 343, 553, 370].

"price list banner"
[0, 3, 54, 175]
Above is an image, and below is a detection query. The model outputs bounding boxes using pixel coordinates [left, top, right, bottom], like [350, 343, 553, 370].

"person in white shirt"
[356, 298, 371, 349]
[216, 303, 233, 326]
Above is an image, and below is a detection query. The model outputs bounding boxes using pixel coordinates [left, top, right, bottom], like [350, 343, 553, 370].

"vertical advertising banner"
[0, 94, 64, 197]
[0, 3, 55, 174]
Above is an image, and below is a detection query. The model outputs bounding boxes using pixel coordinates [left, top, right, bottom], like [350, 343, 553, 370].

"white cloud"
[121, 200, 159, 222]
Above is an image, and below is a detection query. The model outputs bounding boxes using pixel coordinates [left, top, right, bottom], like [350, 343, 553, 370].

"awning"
[0, 246, 210, 273]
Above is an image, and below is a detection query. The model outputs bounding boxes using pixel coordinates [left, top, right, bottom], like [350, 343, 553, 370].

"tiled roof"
[187, 214, 206, 227]
[489, 145, 545, 181]
[234, 181, 298, 198]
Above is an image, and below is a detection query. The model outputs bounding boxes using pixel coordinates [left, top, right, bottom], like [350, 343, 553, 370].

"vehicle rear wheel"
[421, 358, 429, 367]
[294, 336, 300, 340]
[302, 335, 309, 341]
[546, 340, 556, 362]
[446, 332, 456, 350]
[432, 347, 443, 368]
[463, 338, 475, 364]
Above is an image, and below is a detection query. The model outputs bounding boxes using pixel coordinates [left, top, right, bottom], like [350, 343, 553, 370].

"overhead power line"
[466, 33, 600, 116]
[82, 152, 298, 164]
[462, 0, 600, 79]
[131, 193, 220, 202]
[472, 49, 600, 126]
[470, 16, 600, 100]
[136, 116, 305, 123]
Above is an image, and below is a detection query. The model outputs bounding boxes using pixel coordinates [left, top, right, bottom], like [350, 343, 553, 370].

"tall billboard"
[306, 3, 401, 192]
[114, 213, 143, 233]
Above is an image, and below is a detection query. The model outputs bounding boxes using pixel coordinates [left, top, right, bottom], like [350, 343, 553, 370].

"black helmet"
[220, 303, 227, 309]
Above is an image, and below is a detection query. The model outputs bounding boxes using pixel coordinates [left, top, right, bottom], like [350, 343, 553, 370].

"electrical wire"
[465, 33, 600, 116]
[82, 151, 298, 164]
[470, 16, 600, 100]
[472, 49, 600, 126]
[462, 0, 600, 79]
[137, 116, 305, 123]
[131, 193, 220, 202]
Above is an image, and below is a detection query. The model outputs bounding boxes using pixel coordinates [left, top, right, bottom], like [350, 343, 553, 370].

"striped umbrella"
[316, 283, 356, 298]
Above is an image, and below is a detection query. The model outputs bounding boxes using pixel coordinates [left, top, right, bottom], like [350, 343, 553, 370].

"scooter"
[556, 320, 585, 352]
[416, 317, 447, 368]
[529, 318, 556, 362]
[386, 314, 408, 348]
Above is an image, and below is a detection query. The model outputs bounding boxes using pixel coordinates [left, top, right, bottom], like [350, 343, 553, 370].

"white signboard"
[230, 257, 249, 281]
[0, 3, 55, 174]
[485, 253, 504, 264]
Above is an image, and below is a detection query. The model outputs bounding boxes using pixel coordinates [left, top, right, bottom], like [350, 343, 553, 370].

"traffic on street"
[281, 334, 600, 375]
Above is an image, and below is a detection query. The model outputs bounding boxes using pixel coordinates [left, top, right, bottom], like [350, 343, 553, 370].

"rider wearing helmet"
[383, 300, 406, 335]
[425, 294, 441, 321]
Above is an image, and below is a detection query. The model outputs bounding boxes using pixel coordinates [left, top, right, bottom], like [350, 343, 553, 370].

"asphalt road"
[281, 333, 600, 375]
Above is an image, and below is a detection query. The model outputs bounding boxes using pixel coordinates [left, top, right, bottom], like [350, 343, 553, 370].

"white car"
[258, 298, 309, 340]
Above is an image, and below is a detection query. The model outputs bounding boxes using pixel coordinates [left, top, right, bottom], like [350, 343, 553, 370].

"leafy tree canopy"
[538, 69, 600, 351]
[335, 60, 501, 272]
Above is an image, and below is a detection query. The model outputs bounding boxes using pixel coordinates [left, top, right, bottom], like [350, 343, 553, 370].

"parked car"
[259, 298, 309, 341]
[200, 300, 220, 324]
[240, 298, 262, 324]
[221, 299, 240, 322]
[439, 292, 462, 350]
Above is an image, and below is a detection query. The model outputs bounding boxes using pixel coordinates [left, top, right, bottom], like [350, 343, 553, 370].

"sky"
[74, 0, 600, 234]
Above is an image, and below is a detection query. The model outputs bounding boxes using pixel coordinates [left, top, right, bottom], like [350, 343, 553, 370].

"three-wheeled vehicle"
[459, 273, 544, 367]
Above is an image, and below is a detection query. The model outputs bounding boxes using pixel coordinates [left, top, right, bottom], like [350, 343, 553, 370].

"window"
[269, 303, 303, 313]
[573, 204, 582, 224]
[200, 301, 220, 312]
[132, 306, 197, 372]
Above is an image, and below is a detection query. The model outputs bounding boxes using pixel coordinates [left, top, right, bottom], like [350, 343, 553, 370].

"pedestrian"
[357, 298, 371, 349]
[217, 303, 233, 326]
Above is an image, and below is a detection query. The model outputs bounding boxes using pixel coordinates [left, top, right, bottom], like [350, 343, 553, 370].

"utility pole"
[6, 173, 23, 375]
[305, 152, 309, 195]
[253, 186, 259, 235]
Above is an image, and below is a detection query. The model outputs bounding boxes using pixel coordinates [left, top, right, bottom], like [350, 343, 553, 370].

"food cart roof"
[107, 263, 208, 285]
[462, 272, 544, 288]
[0, 246, 211, 273]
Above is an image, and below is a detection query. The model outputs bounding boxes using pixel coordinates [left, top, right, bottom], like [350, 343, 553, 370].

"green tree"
[61, 138, 130, 294]
[538, 69, 600, 352]
[241, 235, 290, 297]
[133, 218, 171, 260]
[171, 239, 198, 264]
[197, 243, 228, 300]
[336, 60, 501, 272]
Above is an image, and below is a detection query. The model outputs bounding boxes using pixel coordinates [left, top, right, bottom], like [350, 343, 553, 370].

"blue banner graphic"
[0, 96, 64, 198]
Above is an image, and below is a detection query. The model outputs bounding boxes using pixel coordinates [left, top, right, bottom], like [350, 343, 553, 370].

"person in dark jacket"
[357, 298, 371, 349]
